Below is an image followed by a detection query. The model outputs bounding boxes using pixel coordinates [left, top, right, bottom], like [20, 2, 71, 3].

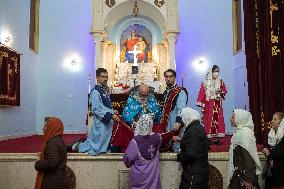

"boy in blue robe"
[162, 69, 188, 152]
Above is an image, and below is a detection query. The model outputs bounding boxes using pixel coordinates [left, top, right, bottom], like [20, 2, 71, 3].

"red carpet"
[208, 136, 263, 152]
[0, 134, 86, 153]
[0, 134, 263, 153]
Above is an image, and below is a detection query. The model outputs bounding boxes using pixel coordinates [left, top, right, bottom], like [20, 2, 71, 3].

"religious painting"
[120, 24, 152, 63]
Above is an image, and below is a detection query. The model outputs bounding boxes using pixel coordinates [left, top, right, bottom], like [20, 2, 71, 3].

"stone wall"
[0, 152, 265, 189]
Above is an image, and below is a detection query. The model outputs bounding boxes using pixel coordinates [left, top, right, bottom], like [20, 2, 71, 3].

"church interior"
[0, 0, 283, 188]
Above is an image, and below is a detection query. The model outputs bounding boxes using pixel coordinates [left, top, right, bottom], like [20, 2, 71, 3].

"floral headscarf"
[268, 115, 284, 146]
[134, 114, 154, 136]
[203, 67, 222, 100]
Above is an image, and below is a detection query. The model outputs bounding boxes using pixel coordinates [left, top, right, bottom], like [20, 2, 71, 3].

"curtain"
[243, 0, 284, 143]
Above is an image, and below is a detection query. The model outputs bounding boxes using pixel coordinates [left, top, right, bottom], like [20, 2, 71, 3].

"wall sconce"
[63, 53, 81, 72]
[192, 56, 209, 73]
[0, 31, 13, 46]
[70, 59, 77, 66]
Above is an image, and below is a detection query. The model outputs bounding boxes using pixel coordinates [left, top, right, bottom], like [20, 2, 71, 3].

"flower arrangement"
[112, 82, 130, 94]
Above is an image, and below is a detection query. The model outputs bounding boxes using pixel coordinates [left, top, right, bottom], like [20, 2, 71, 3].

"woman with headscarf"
[227, 109, 262, 189]
[176, 107, 209, 189]
[262, 112, 284, 189]
[196, 65, 227, 144]
[123, 114, 162, 189]
[34, 117, 68, 189]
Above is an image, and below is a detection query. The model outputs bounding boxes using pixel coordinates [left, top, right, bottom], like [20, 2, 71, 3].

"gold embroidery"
[0, 94, 17, 101]
[0, 51, 9, 69]
[270, 0, 278, 28]
[272, 46, 281, 56]
[271, 31, 279, 44]
[7, 64, 13, 91]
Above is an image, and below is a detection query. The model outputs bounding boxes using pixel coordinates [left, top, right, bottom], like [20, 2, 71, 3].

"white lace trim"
[203, 70, 222, 100]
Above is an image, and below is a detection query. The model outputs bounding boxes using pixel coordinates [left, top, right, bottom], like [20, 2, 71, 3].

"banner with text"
[0, 45, 20, 106]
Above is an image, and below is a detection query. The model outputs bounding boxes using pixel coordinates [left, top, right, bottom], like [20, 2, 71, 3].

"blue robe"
[122, 94, 161, 126]
[163, 86, 187, 152]
[79, 85, 114, 155]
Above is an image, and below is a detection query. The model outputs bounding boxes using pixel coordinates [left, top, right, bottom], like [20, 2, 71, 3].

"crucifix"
[128, 45, 142, 87]
[128, 45, 141, 66]
[148, 145, 155, 158]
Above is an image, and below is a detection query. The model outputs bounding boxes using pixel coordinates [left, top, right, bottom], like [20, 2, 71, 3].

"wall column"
[165, 32, 178, 70]
[92, 32, 104, 73]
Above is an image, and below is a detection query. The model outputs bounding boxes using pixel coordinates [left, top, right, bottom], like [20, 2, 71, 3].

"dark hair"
[164, 69, 176, 77]
[44, 117, 51, 123]
[212, 65, 219, 72]
[96, 68, 108, 77]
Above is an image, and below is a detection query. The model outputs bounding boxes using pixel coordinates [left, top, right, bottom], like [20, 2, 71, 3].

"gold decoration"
[272, 46, 281, 56]
[112, 101, 127, 108]
[0, 51, 9, 70]
[133, 1, 138, 17]
[105, 0, 116, 8]
[7, 64, 13, 91]
[271, 31, 279, 43]
[120, 47, 126, 62]
[270, 0, 278, 28]
[154, 0, 165, 8]
[255, 0, 261, 58]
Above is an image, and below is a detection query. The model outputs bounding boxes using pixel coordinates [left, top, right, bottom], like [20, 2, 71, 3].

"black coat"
[229, 146, 258, 189]
[269, 137, 284, 188]
[35, 136, 68, 189]
[177, 120, 209, 189]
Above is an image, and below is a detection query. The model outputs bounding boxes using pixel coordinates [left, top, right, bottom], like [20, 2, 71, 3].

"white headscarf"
[280, 118, 284, 129]
[268, 116, 284, 146]
[181, 107, 201, 127]
[134, 114, 154, 136]
[203, 67, 222, 101]
[227, 109, 262, 186]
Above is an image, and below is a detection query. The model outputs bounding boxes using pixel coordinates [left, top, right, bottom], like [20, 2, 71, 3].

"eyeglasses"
[99, 75, 108, 79]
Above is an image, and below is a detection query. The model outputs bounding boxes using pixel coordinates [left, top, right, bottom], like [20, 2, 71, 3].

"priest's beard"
[139, 97, 148, 105]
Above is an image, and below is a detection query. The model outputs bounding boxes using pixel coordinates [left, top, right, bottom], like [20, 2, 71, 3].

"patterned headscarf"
[181, 107, 201, 127]
[34, 117, 64, 189]
[268, 115, 284, 146]
[203, 67, 222, 100]
[134, 114, 154, 136]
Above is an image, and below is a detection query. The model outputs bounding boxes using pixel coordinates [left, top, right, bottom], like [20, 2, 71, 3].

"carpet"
[0, 134, 263, 153]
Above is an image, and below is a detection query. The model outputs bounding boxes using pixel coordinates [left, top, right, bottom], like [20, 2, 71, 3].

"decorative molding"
[154, 0, 165, 8]
[118, 169, 130, 189]
[0, 152, 266, 162]
[105, 0, 116, 8]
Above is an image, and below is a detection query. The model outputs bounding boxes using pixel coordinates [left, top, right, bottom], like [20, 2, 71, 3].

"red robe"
[111, 87, 182, 152]
[125, 38, 138, 51]
[197, 80, 227, 138]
